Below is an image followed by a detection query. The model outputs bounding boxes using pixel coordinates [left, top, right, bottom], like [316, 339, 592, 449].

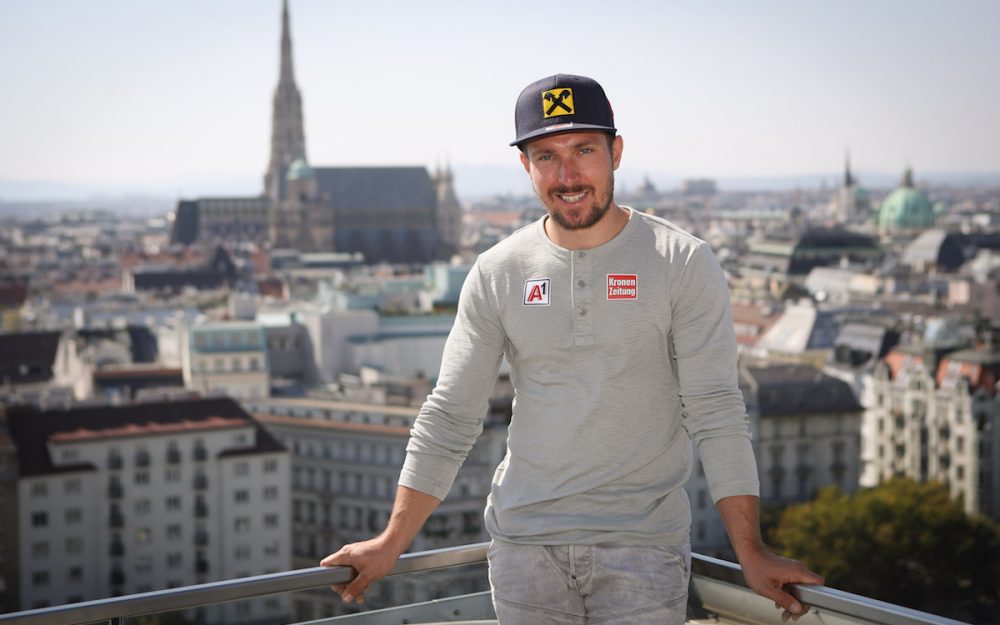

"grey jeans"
[487, 539, 691, 624]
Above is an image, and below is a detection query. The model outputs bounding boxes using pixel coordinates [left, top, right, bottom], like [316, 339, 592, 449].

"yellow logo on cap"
[542, 88, 574, 118]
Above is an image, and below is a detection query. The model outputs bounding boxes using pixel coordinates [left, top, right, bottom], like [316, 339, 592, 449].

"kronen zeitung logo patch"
[607, 274, 637, 300]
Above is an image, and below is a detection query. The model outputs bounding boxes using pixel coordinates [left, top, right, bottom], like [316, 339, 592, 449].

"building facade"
[868, 345, 1000, 518]
[182, 321, 270, 400]
[246, 396, 508, 620]
[5, 398, 291, 623]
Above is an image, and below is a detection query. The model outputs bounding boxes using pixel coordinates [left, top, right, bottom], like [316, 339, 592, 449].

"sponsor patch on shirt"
[523, 278, 550, 306]
[607, 274, 637, 300]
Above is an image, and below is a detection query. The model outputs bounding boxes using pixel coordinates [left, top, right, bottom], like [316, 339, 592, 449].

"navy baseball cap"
[511, 74, 616, 147]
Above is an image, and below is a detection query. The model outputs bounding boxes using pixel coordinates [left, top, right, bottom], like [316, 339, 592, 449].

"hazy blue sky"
[1, 0, 998, 198]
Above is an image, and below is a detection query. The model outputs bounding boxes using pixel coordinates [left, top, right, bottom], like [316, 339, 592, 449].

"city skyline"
[2, 0, 999, 200]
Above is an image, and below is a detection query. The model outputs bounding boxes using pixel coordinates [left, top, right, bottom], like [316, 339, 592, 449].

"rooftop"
[5, 397, 284, 476]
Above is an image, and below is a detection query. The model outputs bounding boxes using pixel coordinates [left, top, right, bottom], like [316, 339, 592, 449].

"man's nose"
[558, 159, 581, 185]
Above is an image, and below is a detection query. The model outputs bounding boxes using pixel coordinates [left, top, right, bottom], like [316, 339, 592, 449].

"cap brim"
[510, 123, 617, 147]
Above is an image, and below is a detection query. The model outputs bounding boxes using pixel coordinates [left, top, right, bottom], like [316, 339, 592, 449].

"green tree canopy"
[772, 478, 1000, 624]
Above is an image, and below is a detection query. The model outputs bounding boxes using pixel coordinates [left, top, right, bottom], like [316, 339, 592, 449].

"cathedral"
[172, 1, 462, 264]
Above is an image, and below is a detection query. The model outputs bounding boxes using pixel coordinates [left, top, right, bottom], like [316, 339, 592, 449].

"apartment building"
[182, 321, 270, 400]
[868, 343, 1000, 517]
[0, 411, 19, 613]
[246, 396, 509, 620]
[687, 362, 863, 556]
[743, 364, 863, 504]
[5, 397, 291, 624]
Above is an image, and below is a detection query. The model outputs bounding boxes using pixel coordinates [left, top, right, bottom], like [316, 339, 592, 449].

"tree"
[771, 478, 1000, 624]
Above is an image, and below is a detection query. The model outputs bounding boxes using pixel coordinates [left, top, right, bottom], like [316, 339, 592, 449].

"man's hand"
[739, 546, 825, 622]
[319, 486, 441, 604]
[715, 495, 824, 621]
[320, 534, 406, 604]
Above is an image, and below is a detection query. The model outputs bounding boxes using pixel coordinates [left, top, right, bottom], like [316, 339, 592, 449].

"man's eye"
[580, 147, 594, 154]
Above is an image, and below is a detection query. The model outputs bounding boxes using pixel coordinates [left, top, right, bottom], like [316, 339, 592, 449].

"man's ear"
[519, 150, 531, 173]
[612, 135, 624, 171]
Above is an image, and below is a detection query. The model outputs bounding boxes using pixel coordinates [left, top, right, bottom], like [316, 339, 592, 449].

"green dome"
[286, 158, 315, 181]
[878, 167, 934, 230]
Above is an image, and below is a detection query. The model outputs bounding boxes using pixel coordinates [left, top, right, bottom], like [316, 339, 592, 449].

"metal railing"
[0, 543, 968, 625]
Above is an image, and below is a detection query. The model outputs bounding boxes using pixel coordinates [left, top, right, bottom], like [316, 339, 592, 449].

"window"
[31, 541, 49, 558]
[65, 508, 83, 524]
[65, 537, 83, 554]
[135, 555, 153, 573]
[234, 489, 250, 504]
[234, 462, 249, 476]
[30, 483, 48, 498]
[67, 566, 83, 582]
[234, 517, 250, 533]
[167, 524, 182, 540]
[167, 552, 183, 568]
[234, 545, 251, 560]
[31, 512, 48, 528]
[263, 541, 280, 557]
[64, 478, 82, 495]
[135, 471, 150, 485]
[264, 513, 279, 528]
[134, 499, 152, 515]
[166, 495, 182, 511]
[263, 485, 279, 500]
[165, 467, 182, 482]
[263, 459, 278, 473]
[32, 571, 49, 587]
[135, 528, 152, 543]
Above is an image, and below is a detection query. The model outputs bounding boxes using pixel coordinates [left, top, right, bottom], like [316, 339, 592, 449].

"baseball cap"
[511, 74, 616, 147]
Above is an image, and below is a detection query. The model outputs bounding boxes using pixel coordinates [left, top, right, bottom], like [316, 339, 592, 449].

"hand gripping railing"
[0, 543, 969, 625]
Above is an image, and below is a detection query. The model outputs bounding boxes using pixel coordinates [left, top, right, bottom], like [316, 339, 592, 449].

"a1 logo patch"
[523, 278, 550, 306]
[607, 274, 637, 300]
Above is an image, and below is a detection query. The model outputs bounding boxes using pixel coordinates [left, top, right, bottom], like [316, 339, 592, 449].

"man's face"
[520, 131, 623, 231]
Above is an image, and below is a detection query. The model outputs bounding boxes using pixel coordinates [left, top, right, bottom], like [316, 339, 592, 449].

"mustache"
[550, 185, 593, 195]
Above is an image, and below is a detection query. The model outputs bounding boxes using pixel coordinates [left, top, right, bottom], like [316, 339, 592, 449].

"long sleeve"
[671, 243, 760, 502]
[399, 261, 507, 500]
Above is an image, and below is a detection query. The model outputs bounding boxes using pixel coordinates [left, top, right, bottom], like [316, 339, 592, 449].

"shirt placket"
[571, 250, 594, 346]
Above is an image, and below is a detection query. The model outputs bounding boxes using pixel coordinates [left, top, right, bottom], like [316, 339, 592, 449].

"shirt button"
[577, 280, 586, 288]
[578, 308, 587, 317]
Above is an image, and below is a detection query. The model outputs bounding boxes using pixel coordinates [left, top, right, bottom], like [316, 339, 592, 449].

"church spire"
[279, 0, 295, 87]
[843, 150, 854, 188]
[264, 0, 308, 203]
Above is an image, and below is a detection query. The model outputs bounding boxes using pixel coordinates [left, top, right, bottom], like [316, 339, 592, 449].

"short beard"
[540, 174, 616, 231]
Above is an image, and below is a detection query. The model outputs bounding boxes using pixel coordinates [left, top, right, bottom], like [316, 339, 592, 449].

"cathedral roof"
[313, 167, 437, 210]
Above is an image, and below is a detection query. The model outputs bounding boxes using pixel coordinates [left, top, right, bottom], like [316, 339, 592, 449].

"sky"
[1, 0, 999, 200]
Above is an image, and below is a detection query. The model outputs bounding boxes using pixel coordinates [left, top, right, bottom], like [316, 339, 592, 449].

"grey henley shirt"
[400, 208, 759, 546]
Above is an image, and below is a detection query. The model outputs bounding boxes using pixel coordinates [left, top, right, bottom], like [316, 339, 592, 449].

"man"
[321, 74, 823, 624]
